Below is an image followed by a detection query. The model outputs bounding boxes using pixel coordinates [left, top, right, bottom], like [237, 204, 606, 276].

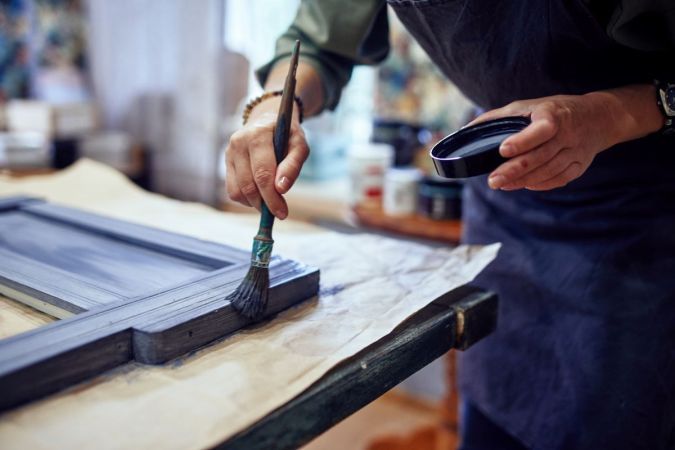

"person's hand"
[225, 97, 308, 219]
[469, 85, 663, 191]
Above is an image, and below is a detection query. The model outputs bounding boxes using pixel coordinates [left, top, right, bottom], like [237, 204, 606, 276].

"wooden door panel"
[0, 197, 320, 411]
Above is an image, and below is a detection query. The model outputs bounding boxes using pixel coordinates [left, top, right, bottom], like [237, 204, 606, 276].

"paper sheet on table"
[0, 160, 499, 450]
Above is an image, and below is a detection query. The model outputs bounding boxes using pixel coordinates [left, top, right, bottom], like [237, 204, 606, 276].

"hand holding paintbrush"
[227, 41, 301, 320]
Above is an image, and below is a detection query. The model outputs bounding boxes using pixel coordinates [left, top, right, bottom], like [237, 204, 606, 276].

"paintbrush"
[227, 40, 301, 320]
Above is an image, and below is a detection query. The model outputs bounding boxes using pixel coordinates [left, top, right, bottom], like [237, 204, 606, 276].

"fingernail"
[277, 176, 290, 192]
[500, 144, 513, 157]
[488, 174, 506, 189]
[278, 208, 288, 220]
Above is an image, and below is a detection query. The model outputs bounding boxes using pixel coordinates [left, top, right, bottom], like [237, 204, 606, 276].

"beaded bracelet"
[242, 90, 304, 125]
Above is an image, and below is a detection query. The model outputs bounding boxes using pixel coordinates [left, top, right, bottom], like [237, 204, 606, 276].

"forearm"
[584, 84, 665, 147]
[256, 0, 389, 112]
[263, 60, 325, 118]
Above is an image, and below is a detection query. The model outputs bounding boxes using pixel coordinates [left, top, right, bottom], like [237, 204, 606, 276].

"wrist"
[246, 96, 281, 123]
[242, 91, 303, 125]
[585, 85, 664, 146]
[655, 80, 675, 135]
[265, 60, 324, 117]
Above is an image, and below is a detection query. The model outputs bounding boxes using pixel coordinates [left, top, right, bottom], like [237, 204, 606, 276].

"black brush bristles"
[228, 234, 273, 319]
[227, 264, 269, 320]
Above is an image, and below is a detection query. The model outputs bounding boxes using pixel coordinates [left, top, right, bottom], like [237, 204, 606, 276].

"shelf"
[351, 205, 462, 244]
[220, 176, 463, 244]
[221, 177, 351, 223]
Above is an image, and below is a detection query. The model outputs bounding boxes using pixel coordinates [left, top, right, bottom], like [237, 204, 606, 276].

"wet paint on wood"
[0, 196, 319, 411]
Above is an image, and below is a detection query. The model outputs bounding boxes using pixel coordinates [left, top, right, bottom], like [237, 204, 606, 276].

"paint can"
[383, 167, 422, 216]
[372, 119, 431, 167]
[417, 176, 463, 220]
[347, 142, 394, 208]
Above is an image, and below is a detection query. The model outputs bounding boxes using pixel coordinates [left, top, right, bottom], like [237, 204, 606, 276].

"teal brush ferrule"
[251, 237, 273, 268]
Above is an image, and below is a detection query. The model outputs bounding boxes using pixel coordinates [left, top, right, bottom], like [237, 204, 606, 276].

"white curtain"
[85, 0, 227, 203]
[223, 0, 299, 96]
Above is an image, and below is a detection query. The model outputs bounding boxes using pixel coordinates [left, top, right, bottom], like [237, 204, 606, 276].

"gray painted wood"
[25, 202, 246, 266]
[0, 196, 319, 411]
[0, 211, 220, 298]
[0, 246, 126, 314]
[0, 197, 252, 313]
[0, 196, 42, 212]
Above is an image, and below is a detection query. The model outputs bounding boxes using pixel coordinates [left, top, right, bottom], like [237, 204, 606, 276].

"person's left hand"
[468, 87, 661, 191]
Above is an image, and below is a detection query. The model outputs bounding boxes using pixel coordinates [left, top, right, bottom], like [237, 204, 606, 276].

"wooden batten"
[0, 196, 320, 411]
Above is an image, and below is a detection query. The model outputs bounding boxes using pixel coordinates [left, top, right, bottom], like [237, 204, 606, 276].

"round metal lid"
[430, 116, 531, 179]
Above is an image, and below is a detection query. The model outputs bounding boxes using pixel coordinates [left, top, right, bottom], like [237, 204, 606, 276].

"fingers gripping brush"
[227, 41, 301, 320]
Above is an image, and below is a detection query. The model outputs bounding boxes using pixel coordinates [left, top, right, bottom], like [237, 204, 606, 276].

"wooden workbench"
[0, 160, 499, 449]
[225, 285, 495, 450]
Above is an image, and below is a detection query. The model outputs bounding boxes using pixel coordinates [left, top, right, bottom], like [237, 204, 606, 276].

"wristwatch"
[655, 80, 675, 136]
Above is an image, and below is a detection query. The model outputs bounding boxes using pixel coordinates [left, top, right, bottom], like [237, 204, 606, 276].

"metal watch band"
[655, 80, 675, 136]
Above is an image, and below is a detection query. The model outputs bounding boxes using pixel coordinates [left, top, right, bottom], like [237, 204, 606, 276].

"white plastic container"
[383, 167, 422, 216]
[347, 143, 394, 208]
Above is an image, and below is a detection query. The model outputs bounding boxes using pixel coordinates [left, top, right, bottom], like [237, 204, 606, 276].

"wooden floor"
[302, 389, 458, 450]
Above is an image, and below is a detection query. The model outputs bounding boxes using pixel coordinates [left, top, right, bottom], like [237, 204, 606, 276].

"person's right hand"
[225, 97, 309, 220]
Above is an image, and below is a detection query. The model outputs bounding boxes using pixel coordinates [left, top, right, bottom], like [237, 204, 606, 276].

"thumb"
[465, 101, 532, 128]
[275, 131, 309, 194]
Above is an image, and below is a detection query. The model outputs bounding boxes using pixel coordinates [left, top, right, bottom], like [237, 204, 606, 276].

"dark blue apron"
[387, 1, 675, 449]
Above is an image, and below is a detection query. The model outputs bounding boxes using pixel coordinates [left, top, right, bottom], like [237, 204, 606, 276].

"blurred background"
[0, 1, 478, 448]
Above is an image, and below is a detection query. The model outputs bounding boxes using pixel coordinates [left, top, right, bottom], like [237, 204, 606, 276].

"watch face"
[666, 86, 675, 112]
[660, 84, 675, 117]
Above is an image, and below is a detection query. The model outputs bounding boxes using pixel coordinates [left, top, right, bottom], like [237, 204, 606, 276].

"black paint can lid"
[430, 116, 530, 179]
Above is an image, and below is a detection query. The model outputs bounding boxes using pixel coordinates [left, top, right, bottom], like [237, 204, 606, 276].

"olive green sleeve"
[256, 0, 390, 111]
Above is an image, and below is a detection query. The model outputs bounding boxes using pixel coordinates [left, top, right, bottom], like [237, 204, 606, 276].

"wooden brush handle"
[257, 40, 300, 238]
[259, 204, 275, 233]
[258, 110, 290, 235]
[272, 63, 297, 163]
[258, 116, 289, 233]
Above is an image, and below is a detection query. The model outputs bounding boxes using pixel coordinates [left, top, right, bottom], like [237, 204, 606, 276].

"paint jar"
[417, 176, 463, 220]
[372, 119, 431, 167]
[347, 142, 394, 208]
[383, 167, 422, 216]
